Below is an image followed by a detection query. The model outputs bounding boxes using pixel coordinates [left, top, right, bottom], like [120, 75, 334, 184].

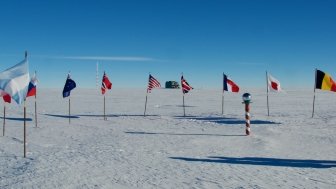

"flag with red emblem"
[268, 74, 281, 92]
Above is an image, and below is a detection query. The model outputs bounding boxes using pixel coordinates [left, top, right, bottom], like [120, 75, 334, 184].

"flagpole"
[104, 95, 106, 120]
[3, 104, 5, 136]
[34, 71, 37, 127]
[312, 68, 317, 118]
[24, 51, 27, 158]
[35, 94, 37, 127]
[24, 100, 27, 158]
[182, 73, 186, 117]
[96, 62, 99, 89]
[144, 92, 148, 117]
[266, 71, 270, 116]
[144, 73, 150, 117]
[222, 73, 224, 115]
[69, 97, 71, 124]
[183, 94, 185, 117]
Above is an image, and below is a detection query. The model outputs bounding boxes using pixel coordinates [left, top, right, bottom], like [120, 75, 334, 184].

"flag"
[315, 69, 336, 92]
[147, 74, 161, 93]
[3, 94, 11, 103]
[0, 58, 30, 104]
[223, 74, 239, 92]
[62, 74, 76, 98]
[0, 90, 11, 103]
[181, 76, 193, 94]
[268, 74, 281, 92]
[27, 73, 38, 97]
[101, 72, 112, 94]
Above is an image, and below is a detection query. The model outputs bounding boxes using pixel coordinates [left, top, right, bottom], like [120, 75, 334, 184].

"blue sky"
[0, 0, 335, 89]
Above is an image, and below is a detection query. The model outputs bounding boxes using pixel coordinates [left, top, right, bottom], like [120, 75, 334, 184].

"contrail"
[34, 55, 157, 62]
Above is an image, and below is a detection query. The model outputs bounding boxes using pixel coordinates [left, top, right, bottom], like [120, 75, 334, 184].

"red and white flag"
[101, 72, 112, 94]
[0, 90, 11, 103]
[268, 74, 281, 92]
[223, 74, 239, 93]
[147, 74, 161, 93]
[181, 76, 193, 94]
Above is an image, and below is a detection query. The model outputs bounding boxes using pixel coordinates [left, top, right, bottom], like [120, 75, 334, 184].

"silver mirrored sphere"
[242, 93, 251, 102]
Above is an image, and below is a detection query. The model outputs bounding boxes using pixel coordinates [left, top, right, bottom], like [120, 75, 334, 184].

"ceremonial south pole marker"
[242, 93, 252, 136]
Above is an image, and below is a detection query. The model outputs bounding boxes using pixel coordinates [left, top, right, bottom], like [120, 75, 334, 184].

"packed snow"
[0, 88, 335, 188]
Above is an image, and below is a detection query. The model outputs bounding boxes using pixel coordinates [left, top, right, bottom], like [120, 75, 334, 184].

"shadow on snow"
[77, 114, 159, 117]
[174, 116, 280, 125]
[43, 114, 80, 119]
[0, 116, 33, 121]
[44, 114, 159, 119]
[125, 131, 245, 137]
[170, 156, 336, 169]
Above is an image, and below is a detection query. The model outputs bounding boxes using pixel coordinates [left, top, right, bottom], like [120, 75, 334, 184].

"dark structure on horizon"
[165, 81, 180, 89]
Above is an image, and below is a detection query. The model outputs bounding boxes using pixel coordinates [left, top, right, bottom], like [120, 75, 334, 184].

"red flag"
[3, 94, 11, 103]
[101, 72, 112, 94]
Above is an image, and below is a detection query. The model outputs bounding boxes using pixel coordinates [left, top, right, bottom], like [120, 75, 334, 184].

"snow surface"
[0, 88, 335, 189]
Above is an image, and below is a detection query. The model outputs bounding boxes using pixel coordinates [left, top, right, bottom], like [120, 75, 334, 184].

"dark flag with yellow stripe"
[315, 70, 336, 92]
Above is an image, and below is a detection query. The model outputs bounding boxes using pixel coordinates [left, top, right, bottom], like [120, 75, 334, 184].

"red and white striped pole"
[242, 93, 252, 136]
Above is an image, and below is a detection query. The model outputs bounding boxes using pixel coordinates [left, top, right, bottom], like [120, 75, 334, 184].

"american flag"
[147, 74, 161, 93]
[101, 72, 112, 94]
[181, 76, 193, 94]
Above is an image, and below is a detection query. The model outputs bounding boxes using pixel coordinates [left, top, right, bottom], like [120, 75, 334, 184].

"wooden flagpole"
[312, 68, 317, 118]
[221, 73, 224, 115]
[3, 104, 5, 136]
[266, 71, 270, 116]
[69, 97, 71, 124]
[24, 51, 27, 158]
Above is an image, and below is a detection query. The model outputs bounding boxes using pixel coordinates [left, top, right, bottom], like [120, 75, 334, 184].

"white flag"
[268, 74, 281, 92]
[0, 58, 30, 104]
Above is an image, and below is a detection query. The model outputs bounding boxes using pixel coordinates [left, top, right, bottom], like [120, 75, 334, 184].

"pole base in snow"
[246, 128, 251, 136]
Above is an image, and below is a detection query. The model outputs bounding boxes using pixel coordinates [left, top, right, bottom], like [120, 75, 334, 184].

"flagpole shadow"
[174, 116, 281, 125]
[125, 131, 245, 137]
[43, 114, 80, 119]
[0, 117, 33, 121]
[170, 156, 336, 169]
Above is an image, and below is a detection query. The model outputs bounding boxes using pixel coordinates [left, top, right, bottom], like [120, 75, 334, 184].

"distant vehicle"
[165, 81, 180, 89]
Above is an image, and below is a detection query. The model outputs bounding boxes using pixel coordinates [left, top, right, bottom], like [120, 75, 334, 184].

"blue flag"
[62, 74, 76, 98]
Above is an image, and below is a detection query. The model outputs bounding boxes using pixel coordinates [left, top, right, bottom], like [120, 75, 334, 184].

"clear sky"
[0, 0, 335, 89]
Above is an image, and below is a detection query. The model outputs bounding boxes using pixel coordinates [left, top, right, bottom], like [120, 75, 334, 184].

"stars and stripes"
[101, 72, 112, 95]
[147, 74, 161, 93]
[181, 76, 193, 94]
